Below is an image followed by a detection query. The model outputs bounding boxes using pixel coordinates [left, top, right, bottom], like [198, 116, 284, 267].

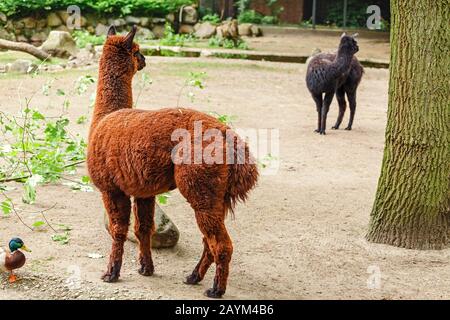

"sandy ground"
[1, 56, 450, 300]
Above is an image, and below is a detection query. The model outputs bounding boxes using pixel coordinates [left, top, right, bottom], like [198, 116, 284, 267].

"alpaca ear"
[107, 25, 117, 37]
[124, 25, 137, 50]
[341, 32, 347, 38]
[352, 33, 359, 39]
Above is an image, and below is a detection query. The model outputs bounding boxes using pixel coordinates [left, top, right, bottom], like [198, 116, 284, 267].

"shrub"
[325, 0, 367, 28]
[238, 10, 263, 24]
[201, 13, 221, 24]
[0, 0, 195, 18]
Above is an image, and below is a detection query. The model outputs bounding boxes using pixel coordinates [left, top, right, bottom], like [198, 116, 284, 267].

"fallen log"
[0, 39, 51, 61]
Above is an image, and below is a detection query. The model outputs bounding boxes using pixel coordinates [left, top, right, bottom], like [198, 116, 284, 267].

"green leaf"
[52, 232, 70, 245]
[56, 89, 66, 96]
[32, 220, 45, 228]
[1, 200, 12, 215]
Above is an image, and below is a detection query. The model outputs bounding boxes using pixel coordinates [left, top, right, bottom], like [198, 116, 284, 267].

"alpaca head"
[339, 32, 359, 55]
[101, 25, 146, 75]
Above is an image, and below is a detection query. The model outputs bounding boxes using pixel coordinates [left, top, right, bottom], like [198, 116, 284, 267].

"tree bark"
[0, 39, 52, 61]
[366, 0, 450, 249]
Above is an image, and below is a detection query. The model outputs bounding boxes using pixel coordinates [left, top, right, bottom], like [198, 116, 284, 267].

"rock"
[151, 18, 166, 24]
[40, 31, 78, 58]
[95, 23, 109, 36]
[179, 24, 194, 34]
[108, 18, 127, 27]
[16, 35, 28, 43]
[8, 59, 37, 74]
[36, 19, 47, 29]
[152, 25, 166, 39]
[251, 25, 262, 37]
[30, 31, 48, 44]
[19, 17, 37, 29]
[104, 205, 180, 248]
[194, 22, 217, 39]
[166, 13, 175, 24]
[136, 27, 155, 40]
[139, 17, 151, 27]
[217, 20, 239, 40]
[47, 12, 63, 27]
[0, 64, 7, 73]
[57, 10, 70, 24]
[182, 6, 198, 25]
[125, 16, 140, 25]
[238, 23, 253, 36]
[0, 29, 15, 41]
[55, 25, 70, 33]
[0, 13, 6, 24]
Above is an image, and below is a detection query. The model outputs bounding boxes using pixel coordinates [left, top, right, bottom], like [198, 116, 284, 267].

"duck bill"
[21, 245, 31, 252]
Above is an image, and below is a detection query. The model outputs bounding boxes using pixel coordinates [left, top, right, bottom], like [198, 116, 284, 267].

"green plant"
[201, 13, 221, 24]
[0, 73, 96, 234]
[73, 30, 105, 49]
[160, 23, 196, 47]
[326, 0, 367, 28]
[208, 36, 249, 50]
[238, 10, 263, 24]
[0, 0, 195, 18]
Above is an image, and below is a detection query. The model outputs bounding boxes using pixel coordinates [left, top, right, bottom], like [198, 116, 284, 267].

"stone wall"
[250, 0, 305, 24]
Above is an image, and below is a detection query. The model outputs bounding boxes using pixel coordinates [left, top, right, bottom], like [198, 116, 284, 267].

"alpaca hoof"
[331, 126, 339, 130]
[314, 129, 320, 133]
[138, 265, 154, 276]
[320, 131, 326, 135]
[205, 288, 224, 299]
[345, 127, 352, 131]
[184, 273, 201, 285]
[101, 272, 119, 283]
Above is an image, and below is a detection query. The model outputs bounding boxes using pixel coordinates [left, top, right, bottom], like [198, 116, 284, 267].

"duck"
[0, 237, 31, 283]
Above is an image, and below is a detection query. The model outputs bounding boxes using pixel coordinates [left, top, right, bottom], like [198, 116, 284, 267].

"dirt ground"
[247, 28, 391, 61]
[1, 56, 450, 300]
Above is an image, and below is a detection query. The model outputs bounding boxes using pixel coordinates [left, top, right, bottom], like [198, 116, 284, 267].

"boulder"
[182, 6, 198, 25]
[179, 24, 195, 34]
[166, 13, 176, 24]
[217, 20, 239, 40]
[104, 205, 180, 248]
[108, 18, 127, 27]
[47, 12, 63, 27]
[16, 35, 28, 43]
[194, 22, 217, 39]
[19, 17, 37, 29]
[238, 23, 253, 37]
[151, 18, 166, 24]
[152, 25, 166, 39]
[57, 10, 70, 24]
[139, 17, 151, 27]
[136, 27, 155, 40]
[125, 16, 141, 25]
[30, 31, 49, 44]
[36, 19, 47, 29]
[95, 23, 109, 36]
[8, 59, 37, 74]
[0, 29, 15, 41]
[40, 31, 78, 58]
[0, 13, 7, 24]
[251, 25, 262, 37]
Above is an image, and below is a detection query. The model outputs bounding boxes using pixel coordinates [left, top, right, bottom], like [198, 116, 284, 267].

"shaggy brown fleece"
[87, 25, 258, 298]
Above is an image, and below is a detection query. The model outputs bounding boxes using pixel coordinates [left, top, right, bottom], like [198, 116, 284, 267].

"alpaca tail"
[225, 136, 259, 215]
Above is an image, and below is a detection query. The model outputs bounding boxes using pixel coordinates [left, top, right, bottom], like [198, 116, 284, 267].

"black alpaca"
[306, 33, 364, 135]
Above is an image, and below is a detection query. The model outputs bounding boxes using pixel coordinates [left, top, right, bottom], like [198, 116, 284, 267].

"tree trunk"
[0, 39, 52, 61]
[366, 0, 450, 249]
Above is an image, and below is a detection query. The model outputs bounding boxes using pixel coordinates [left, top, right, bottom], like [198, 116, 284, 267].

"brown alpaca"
[87, 26, 258, 298]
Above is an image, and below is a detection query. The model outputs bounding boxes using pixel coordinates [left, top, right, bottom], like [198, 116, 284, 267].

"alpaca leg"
[346, 90, 357, 130]
[184, 237, 214, 285]
[332, 87, 347, 129]
[133, 197, 155, 276]
[312, 93, 323, 133]
[320, 92, 334, 135]
[195, 210, 233, 298]
[102, 190, 131, 282]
